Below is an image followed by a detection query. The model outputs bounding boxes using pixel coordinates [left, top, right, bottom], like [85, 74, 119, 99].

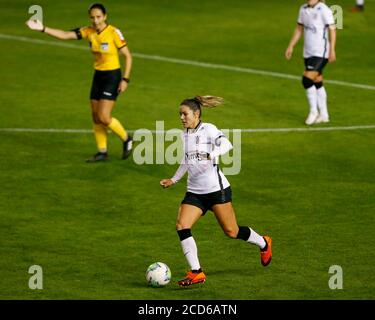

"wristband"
[122, 77, 130, 83]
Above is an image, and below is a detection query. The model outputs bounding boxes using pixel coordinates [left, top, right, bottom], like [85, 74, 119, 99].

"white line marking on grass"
[1, 33, 375, 91]
[1, 126, 375, 134]
[240, 125, 375, 132]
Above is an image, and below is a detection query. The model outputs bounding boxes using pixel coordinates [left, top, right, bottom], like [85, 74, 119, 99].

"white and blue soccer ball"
[146, 262, 172, 287]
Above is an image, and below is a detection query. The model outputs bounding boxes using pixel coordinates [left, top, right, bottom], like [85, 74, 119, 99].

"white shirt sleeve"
[171, 162, 188, 184]
[322, 5, 335, 26]
[171, 131, 188, 184]
[297, 6, 304, 25]
[209, 136, 233, 160]
[205, 123, 225, 142]
[205, 123, 233, 160]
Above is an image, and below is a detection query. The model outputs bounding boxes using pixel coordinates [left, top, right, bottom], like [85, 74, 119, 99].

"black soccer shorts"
[90, 68, 122, 101]
[181, 187, 232, 215]
[304, 56, 329, 74]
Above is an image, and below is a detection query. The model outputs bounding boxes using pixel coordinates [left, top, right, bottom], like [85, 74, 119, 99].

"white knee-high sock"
[247, 228, 266, 249]
[317, 86, 329, 119]
[180, 237, 201, 271]
[306, 86, 318, 114]
[357, 0, 364, 6]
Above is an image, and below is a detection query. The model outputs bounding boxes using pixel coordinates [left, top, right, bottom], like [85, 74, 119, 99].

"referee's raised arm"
[26, 19, 78, 40]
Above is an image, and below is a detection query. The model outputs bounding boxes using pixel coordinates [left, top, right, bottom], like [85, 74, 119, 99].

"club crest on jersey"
[101, 42, 109, 51]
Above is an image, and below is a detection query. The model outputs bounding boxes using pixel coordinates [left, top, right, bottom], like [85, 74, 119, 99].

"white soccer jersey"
[172, 121, 232, 194]
[297, 2, 335, 58]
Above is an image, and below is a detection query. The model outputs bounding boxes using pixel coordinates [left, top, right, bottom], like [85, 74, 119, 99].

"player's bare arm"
[328, 26, 337, 63]
[26, 19, 77, 40]
[118, 45, 133, 93]
[285, 24, 303, 60]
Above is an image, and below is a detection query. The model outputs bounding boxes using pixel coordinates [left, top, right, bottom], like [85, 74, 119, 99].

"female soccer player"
[285, 0, 337, 125]
[26, 3, 133, 162]
[160, 96, 272, 287]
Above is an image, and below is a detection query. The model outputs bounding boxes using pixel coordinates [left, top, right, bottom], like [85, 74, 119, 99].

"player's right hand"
[285, 47, 293, 60]
[26, 19, 44, 31]
[160, 179, 174, 188]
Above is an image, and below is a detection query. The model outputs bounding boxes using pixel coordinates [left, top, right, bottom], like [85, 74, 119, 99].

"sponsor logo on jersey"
[305, 25, 317, 34]
[185, 151, 208, 162]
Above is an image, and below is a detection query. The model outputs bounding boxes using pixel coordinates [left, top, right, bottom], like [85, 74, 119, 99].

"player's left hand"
[118, 80, 128, 93]
[329, 50, 336, 63]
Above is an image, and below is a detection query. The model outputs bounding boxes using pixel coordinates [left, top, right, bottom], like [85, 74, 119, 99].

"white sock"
[180, 237, 201, 271]
[317, 86, 329, 119]
[247, 228, 266, 249]
[306, 86, 318, 115]
[357, 0, 364, 6]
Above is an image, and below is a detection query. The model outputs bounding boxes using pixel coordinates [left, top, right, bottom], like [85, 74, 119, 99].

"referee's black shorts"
[90, 69, 121, 101]
[304, 56, 328, 74]
[181, 187, 232, 215]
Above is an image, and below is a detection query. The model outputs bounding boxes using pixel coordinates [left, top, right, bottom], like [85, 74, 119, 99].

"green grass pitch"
[0, 0, 374, 299]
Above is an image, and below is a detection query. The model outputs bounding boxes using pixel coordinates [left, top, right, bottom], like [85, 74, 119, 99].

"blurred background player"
[352, 0, 365, 12]
[26, 3, 133, 162]
[160, 95, 272, 287]
[285, 0, 337, 125]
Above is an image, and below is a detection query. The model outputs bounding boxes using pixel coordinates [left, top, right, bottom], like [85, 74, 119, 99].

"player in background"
[351, 0, 365, 12]
[160, 96, 272, 287]
[26, 3, 133, 162]
[285, 0, 337, 125]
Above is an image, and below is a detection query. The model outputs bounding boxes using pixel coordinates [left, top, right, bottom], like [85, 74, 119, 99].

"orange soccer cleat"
[260, 236, 272, 266]
[178, 270, 206, 287]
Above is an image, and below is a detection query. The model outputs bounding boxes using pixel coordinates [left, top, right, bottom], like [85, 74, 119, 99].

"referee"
[26, 3, 133, 162]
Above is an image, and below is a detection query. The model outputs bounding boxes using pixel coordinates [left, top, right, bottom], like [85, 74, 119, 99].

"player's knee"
[224, 227, 238, 239]
[98, 114, 111, 126]
[176, 222, 189, 231]
[302, 76, 315, 89]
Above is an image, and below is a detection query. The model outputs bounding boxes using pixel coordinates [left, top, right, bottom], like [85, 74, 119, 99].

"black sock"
[236, 226, 251, 241]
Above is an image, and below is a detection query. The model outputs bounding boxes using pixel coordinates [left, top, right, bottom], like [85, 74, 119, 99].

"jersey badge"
[101, 42, 109, 51]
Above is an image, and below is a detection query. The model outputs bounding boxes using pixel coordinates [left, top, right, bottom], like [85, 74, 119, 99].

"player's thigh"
[303, 70, 320, 81]
[176, 204, 203, 230]
[90, 99, 100, 123]
[314, 74, 323, 82]
[212, 202, 239, 238]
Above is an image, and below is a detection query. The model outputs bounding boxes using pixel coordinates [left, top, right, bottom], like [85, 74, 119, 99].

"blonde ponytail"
[180, 95, 224, 118]
[195, 95, 224, 108]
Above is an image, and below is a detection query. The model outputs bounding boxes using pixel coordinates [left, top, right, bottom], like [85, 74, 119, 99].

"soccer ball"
[146, 262, 172, 287]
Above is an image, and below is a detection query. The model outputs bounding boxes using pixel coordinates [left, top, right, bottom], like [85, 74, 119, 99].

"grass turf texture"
[0, 0, 374, 299]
